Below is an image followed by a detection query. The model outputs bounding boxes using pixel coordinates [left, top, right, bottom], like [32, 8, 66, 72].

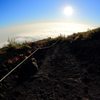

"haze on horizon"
[0, 0, 100, 47]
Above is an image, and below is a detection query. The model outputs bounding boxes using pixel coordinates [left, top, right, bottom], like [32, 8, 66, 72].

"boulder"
[18, 57, 38, 82]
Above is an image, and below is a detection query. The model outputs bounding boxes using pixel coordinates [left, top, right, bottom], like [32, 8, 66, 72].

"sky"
[0, 0, 100, 47]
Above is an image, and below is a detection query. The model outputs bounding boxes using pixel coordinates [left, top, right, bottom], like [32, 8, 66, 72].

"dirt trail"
[0, 41, 100, 100]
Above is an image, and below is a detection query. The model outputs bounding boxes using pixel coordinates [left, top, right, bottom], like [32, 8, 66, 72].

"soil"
[0, 39, 100, 100]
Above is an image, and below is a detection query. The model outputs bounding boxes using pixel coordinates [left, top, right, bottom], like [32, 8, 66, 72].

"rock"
[17, 57, 38, 82]
[15, 75, 18, 79]
[0, 94, 4, 99]
[31, 57, 38, 70]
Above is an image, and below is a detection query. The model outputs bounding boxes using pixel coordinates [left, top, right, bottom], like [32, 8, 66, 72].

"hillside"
[0, 28, 100, 100]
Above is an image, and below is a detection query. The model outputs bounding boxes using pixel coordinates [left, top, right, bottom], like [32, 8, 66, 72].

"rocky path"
[0, 41, 100, 100]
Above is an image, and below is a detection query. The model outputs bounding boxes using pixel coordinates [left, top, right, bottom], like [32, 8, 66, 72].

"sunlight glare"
[64, 6, 73, 16]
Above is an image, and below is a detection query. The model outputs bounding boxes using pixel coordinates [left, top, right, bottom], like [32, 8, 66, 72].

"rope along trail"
[0, 40, 59, 82]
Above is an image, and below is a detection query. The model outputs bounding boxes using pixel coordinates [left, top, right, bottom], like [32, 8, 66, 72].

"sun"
[64, 6, 73, 16]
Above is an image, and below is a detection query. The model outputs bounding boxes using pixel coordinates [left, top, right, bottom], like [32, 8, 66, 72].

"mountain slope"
[0, 28, 100, 100]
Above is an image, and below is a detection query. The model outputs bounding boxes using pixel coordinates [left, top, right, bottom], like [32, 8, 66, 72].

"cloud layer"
[0, 22, 95, 47]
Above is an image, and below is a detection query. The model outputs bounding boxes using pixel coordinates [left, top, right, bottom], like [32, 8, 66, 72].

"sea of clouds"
[0, 22, 95, 48]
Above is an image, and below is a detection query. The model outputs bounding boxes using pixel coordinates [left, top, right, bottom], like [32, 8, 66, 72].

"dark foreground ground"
[0, 38, 100, 100]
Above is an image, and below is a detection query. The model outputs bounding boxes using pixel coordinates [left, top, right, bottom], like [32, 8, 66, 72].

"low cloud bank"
[0, 22, 95, 47]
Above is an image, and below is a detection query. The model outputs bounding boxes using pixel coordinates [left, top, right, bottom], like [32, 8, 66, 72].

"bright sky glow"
[0, 0, 100, 47]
